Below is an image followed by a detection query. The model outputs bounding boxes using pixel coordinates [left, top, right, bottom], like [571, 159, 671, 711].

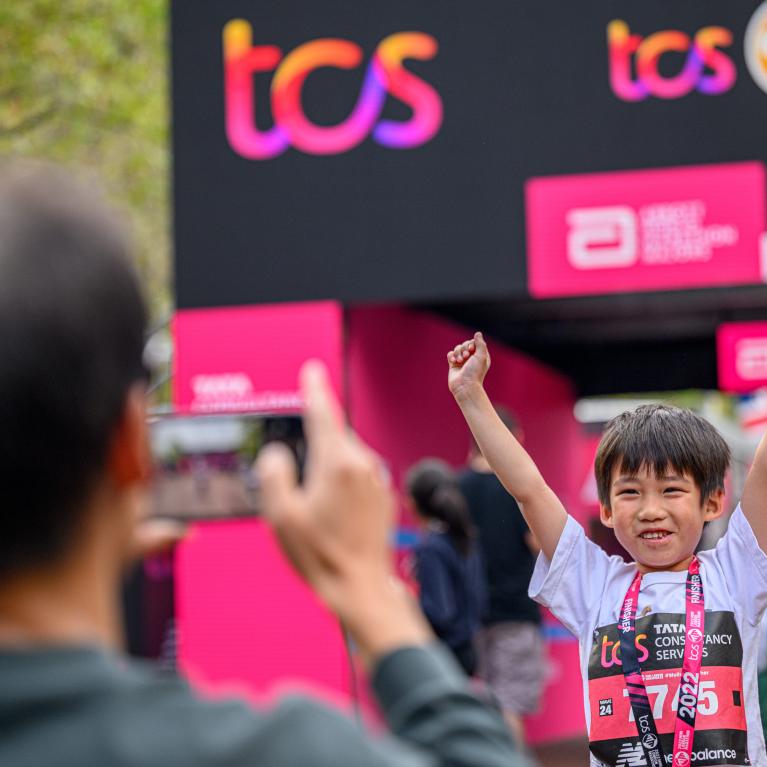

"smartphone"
[123, 412, 305, 663]
[148, 412, 305, 521]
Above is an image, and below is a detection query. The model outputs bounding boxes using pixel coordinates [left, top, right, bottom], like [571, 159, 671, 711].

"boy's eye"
[618, 489, 639, 496]
[663, 487, 683, 494]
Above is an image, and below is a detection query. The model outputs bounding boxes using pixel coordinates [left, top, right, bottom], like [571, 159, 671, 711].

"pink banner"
[717, 321, 767, 393]
[173, 302, 344, 413]
[176, 519, 354, 708]
[526, 162, 766, 299]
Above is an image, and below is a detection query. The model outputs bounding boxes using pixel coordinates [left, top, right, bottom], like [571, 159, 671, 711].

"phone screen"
[149, 412, 304, 521]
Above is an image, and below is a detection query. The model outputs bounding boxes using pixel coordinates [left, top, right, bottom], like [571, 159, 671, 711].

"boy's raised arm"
[740, 430, 767, 554]
[447, 333, 568, 560]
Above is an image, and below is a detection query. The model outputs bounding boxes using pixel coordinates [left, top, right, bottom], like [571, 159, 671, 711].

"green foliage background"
[0, 0, 171, 322]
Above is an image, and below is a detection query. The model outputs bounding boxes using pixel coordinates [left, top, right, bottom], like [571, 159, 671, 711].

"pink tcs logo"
[607, 19, 736, 101]
[223, 20, 443, 159]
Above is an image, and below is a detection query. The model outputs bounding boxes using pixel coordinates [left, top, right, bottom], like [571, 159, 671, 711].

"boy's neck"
[636, 554, 695, 575]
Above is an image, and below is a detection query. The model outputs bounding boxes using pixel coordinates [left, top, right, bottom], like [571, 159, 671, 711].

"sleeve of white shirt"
[707, 504, 767, 626]
[528, 515, 615, 637]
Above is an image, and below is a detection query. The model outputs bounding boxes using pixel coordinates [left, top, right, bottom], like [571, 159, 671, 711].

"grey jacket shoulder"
[0, 644, 530, 767]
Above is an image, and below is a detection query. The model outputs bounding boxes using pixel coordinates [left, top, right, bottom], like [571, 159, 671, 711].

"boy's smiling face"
[600, 464, 725, 573]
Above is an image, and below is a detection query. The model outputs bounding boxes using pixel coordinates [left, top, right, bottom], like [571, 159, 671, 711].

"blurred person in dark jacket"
[0, 163, 528, 767]
[459, 409, 545, 748]
[406, 459, 486, 675]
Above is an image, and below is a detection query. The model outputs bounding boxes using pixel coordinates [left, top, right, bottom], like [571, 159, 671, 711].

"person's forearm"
[453, 381, 567, 559]
[741, 431, 767, 551]
[745, 431, 767, 501]
[338, 575, 434, 670]
[455, 383, 544, 501]
[373, 644, 531, 767]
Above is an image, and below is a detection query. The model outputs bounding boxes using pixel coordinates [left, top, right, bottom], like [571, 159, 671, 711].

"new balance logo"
[616, 742, 647, 767]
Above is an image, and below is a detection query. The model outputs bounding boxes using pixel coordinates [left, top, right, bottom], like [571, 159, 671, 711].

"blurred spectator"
[406, 459, 486, 675]
[0, 163, 529, 767]
[459, 409, 545, 746]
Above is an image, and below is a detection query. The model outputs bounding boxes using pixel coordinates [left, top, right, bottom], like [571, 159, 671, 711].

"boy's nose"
[637, 500, 667, 520]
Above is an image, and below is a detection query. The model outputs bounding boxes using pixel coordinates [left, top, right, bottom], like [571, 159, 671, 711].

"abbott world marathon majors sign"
[172, 1, 767, 309]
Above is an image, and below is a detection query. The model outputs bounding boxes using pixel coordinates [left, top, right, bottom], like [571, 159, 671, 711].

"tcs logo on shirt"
[223, 20, 443, 159]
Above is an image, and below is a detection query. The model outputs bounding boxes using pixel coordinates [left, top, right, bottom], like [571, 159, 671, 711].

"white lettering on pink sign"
[566, 200, 739, 272]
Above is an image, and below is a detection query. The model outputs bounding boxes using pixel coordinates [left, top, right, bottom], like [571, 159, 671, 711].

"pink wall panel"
[173, 301, 344, 414]
[176, 518, 353, 709]
[346, 305, 579, 506]
[173, 301, 353, 709]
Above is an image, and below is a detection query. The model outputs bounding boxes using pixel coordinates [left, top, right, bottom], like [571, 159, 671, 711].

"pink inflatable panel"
[172, 301, 344, 414]
[176, 518, 354, 709]
[718, 320, 767, 393]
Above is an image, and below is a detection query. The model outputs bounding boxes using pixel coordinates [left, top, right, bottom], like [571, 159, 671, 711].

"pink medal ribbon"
[618, 555, 704, 767]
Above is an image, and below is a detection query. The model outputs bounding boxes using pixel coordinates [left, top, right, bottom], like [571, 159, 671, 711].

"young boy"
[448, 332, 767, 766]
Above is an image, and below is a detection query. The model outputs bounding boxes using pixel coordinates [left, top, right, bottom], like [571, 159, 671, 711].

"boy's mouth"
[639, 530, 672, 540]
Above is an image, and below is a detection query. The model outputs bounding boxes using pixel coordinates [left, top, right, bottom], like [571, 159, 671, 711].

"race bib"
[588, 611, 749, 766]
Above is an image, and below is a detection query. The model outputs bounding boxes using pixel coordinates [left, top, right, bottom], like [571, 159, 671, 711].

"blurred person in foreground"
[458, 410, 544, 747]
[405, 459, 485, 676]
[0, 164, 527, 767]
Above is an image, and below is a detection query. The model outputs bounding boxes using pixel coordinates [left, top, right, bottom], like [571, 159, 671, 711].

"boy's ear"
[703, 488, 726, 522]
[108, 383, 152, 488]
[600, 503, 615, 528]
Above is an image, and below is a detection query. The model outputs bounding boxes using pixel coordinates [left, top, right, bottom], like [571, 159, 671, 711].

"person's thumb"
[256, 442, 300, 524]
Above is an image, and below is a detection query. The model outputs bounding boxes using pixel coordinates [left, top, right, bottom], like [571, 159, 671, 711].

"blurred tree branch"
[0, 0, 172, 345]
[0, 104, 59, 136]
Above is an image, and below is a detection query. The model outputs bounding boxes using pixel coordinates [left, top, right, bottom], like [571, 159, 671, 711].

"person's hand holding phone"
[256, 361, 431, 669]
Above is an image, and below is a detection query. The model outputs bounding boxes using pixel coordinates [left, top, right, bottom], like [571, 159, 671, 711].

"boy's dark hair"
[0, 163, 147, 578]
[594, 404, 730, 508]
[406, 459, 476, 557]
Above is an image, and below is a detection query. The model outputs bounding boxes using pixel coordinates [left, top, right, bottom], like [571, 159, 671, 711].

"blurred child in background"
[406, 459, 486, 675]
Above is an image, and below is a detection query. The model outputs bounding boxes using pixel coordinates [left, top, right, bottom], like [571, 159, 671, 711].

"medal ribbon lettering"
[619, 556, 704, 767]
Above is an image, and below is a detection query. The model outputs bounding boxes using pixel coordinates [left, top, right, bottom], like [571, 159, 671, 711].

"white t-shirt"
[530, 505, 767, 766]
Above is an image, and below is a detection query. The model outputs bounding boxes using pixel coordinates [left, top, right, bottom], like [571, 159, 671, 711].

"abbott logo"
[735, 338, 767, 381]
[567, 206, 638, 270]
